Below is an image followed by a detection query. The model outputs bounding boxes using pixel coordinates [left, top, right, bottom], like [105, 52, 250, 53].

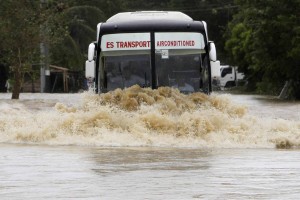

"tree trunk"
[11, 48, 23, 99]
[11, 66, 22, 99]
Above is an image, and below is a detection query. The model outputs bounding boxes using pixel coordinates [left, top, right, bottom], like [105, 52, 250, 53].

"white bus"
[85, 11, 220, 94]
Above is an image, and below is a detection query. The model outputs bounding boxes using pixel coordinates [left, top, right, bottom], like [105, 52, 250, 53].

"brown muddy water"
[0, 86, 300, 199]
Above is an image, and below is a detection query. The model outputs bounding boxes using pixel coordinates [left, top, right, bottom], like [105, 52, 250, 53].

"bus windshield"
[100, 32, 208, 93]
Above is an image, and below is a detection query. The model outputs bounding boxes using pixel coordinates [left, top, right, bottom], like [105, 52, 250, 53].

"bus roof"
[107, 11, 193, 23]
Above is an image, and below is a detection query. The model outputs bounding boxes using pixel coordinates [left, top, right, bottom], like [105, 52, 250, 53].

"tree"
[225, 0, 300, 98]
[0, 0, 42, 99]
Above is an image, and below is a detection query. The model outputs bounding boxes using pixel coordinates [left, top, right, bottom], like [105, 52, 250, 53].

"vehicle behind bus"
[85, 11, 220, 94]
[219, 65, 245, 88]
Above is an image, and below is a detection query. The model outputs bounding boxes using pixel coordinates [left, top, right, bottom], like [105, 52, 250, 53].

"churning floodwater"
[0, 86, 300, 199]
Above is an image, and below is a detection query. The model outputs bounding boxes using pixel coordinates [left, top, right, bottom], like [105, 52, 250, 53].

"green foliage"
[122, 0, 169, 11]
[225, 23, 252, 71]
[0, 0, 41, 66]
[225, 0, 300, 99]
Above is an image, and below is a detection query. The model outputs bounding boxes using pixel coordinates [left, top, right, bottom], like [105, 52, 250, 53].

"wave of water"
[0, 86, 299, 148]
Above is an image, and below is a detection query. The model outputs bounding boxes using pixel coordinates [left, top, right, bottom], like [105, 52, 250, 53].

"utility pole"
[40, 0, 50, 93]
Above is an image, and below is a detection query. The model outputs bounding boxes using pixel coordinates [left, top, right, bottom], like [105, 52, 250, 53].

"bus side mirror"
[210, 60, 221, 79]
[88, 43, 95, 61]
[85, 60, 95, 79]
[209, 42, 217, 61]
[85, 43, 96, 79]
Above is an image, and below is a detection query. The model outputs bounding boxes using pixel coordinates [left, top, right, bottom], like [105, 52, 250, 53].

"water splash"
[0, 86, 299, 148]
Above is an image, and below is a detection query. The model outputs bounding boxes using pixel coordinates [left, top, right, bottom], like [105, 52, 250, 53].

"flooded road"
[1, 145, 300, 199]
[0, 89, 299, 199]
[231, 94, 300, 120]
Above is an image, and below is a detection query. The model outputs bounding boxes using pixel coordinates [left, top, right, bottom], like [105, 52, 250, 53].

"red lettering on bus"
[156, 40, 196, 47]
[106, 42, 114, 48]
[113, 41, 151, 49]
